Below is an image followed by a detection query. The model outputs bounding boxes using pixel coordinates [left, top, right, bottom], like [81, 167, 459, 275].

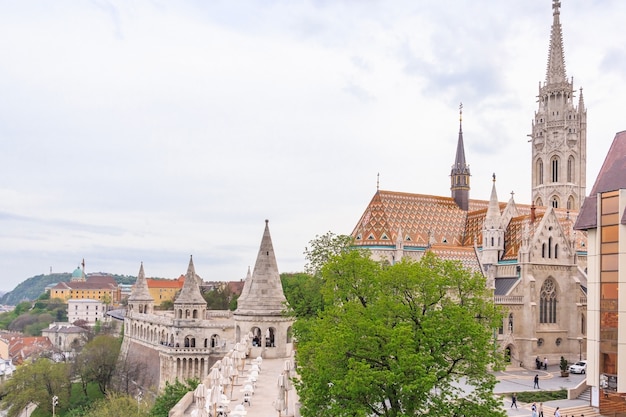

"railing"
[494, 296, 524, 304]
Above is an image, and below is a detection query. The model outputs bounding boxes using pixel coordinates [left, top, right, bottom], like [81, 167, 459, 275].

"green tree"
[281, 272, 324, 318]
[0, 358, 71, 417]
[202, 285, 234, 310]
[303, 232, 354, 277]
[294, 251, 504, 417]
[150, 378, 198, 417]
[74, 393, 150, 417]
[75, 335, 121, 394]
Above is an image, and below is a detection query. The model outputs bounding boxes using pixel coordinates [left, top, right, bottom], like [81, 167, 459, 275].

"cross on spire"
[552, 0, 561, 15]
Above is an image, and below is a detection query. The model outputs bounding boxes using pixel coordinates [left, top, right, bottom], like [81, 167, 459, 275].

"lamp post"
[52, 396, 59, 417]
[578, 337, 583, 361]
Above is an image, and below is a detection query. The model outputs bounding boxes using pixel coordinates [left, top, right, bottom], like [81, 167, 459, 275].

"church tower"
[531, 0, 587, 210]
[451, 103, 471, 211]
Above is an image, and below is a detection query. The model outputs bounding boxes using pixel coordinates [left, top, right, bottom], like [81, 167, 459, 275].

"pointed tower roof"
[128, 262, 154, 303]
[236, 220, 287, 316]
[451, 105, 469, 175]
[546, 0, 567, 85]
[484, 174, 502, 229]
[174, 256, 206, 305]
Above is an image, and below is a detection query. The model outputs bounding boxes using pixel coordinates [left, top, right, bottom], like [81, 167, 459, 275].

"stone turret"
[127, 262, 154, 315]
[173, 256, 207, 320]
[234, 220, 294, 359]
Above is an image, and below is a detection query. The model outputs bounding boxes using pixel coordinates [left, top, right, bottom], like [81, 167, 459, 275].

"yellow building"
[146, 275, 185, 306]
[49, 275, 121, 305]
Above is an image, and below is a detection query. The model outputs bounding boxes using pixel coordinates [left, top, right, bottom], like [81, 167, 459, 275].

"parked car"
[569, 360, 587, 374]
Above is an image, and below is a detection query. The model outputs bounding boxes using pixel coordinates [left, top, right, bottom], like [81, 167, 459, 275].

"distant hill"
[0, 273, 137, 306]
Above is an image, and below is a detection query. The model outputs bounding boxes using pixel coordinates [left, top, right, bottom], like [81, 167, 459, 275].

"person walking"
[554, 406, 561, 417]
[531, 402, 537, 417]
[511, 393, 518, 409]
[538, 402, 544, 417]
[544, 357, 548, 370]
[534, 374, 540, 389]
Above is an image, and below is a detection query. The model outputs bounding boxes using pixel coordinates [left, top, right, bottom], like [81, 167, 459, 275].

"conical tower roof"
[174, 256, 206, 305]
[236, 220, 287, 316]
[128, 262, 154, 303]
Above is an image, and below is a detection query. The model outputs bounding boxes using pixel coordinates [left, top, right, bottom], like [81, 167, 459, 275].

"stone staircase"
[542, 403, 601, 417]
[577, 387, 591, 402]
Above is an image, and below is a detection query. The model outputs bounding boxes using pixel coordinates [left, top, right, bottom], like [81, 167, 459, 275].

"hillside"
[0, 273, 137, 306]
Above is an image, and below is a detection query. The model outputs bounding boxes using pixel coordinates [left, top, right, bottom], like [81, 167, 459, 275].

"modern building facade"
[575, 131, 626, 414]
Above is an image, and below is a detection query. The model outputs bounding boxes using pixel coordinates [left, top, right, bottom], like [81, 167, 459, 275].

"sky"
[1, 0, 625, 293]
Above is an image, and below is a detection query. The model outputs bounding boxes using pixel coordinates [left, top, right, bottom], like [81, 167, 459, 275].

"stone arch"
[265, 327, 276, 348]
[551, 155, 560, 182]
[535, 197, 543, 207]
[567, 155, 574, 182]
[210, 334, 220, 348]
[567, 195, 575, 210]
[184, 335, 196, 348]
[551, 195, 559, 208]
[286, 326, 293, 343]
[250, 326, 262, 347]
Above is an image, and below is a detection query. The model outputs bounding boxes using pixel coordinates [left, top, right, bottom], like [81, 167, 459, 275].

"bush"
[514, 389, 567, 403]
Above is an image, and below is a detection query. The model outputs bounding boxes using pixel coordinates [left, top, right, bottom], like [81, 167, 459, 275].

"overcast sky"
[1, 1, 625, 293]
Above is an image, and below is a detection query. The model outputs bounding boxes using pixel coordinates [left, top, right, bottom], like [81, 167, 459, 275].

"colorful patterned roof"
[352, 189, 586, 260]
[428, 244, 481, 274]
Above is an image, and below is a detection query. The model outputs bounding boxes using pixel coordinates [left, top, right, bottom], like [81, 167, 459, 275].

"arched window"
[554, 244, 559, 259]
[551, 156, 559, 182]
[548, 237, 553, 258]
[581, 314, 586, 334]
[538, 159, 544, 185]
[508, 313, 514, 333]
[551, 196, 559, 208]
[567, 156, 574, 182]
[540, 279, 557, 324]
[567, 196, 575, 210]
[542, 243, 546, 258]
[536, 197, 543, 207]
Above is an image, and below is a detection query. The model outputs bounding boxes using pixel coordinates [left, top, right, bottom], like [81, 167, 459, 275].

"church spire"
[546, 0, 566, 85]
[451, 102, 470, 211]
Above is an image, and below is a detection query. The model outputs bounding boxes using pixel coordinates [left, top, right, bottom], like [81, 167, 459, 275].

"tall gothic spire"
[128, 262, 153, 302]
[451, 103, 471, 211]
[546, 0, 566, 85]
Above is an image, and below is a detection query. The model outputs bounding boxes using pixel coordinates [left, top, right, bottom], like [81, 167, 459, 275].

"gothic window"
[567, 156, 574, 182]
[551, 196, 559, 208]
[551, 156, 559, 182]
[581, 314, 586, 334]
[542, 243, 546, 258]
[567, 196, 574, 210]
[554, 244, 558, 259]
[548, 237, 553, 258]
[540, 278, 557, 324]
[538, 160, 544, 185]
[508, 313, 514, 332]
[536, 197, 543, 207]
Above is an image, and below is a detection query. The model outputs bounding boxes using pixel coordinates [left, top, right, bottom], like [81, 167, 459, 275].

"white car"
[569, 360, 587, 374]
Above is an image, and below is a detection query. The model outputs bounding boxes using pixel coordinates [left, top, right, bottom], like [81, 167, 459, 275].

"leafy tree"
[157, 300, 174, 310]
[71, 393, 150, 417]
[202, 285, 234, 310]
[150, 378, 199, 417]
[294, 251, 504, 417]
[281, 272, 324, 318]
[75, 335, 122, 394]
[303, 232, 354, 277]
[0, 358, 71, 417]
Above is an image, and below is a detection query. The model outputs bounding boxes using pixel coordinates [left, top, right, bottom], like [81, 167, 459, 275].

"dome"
[72, 267, 83, 278]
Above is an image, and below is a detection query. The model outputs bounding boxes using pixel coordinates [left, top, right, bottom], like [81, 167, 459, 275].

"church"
[350, 0, 588, 368]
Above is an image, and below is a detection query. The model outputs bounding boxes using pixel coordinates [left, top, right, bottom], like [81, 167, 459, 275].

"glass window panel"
[601, 283, 619, 300]
[601, 194, 619, 215]
[601, 213, 620, 225]
[601, 271, 619, 282]
[602, 242, 619, 254]
[601, 225, 619, 243]
[601, 254, 619, 271]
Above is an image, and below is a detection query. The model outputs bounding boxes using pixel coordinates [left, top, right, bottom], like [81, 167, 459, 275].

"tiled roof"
[495, 277, 519, 296]
[353, 189, 586, 259]
[147, 277, 185, 289]
[428, 245, 481, 274]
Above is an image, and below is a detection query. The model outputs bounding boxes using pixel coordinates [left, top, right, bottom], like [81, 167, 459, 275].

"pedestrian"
[534, 373, 540, 389]
[511, 393, 518, 409]
[544, 357, 548, 370]
[531, 402, 537, 417]
[538, 402, 544, 417]
[554, 406, 560, 417]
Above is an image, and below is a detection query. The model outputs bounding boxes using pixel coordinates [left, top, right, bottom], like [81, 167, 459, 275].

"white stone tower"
[173, 256, 207, 320]
[530, 0, 586, 210]
[234, 220, 294, 359]
[482, 174, 504, 266]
